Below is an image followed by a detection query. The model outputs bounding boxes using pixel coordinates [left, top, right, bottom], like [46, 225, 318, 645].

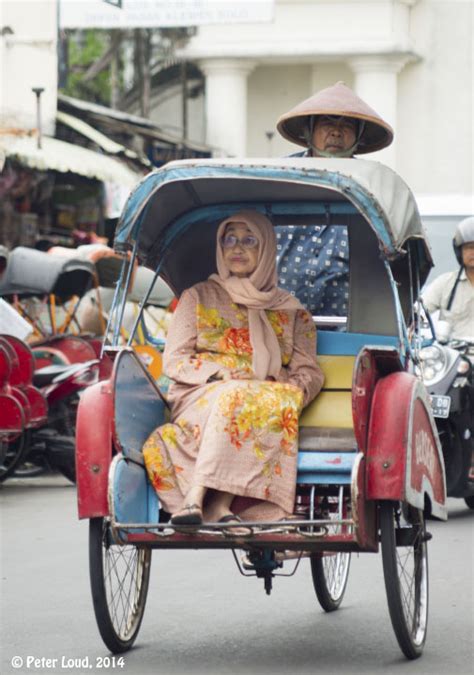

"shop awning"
[0, 133, 142, 188]
[58, 93, 216, 154]
[56, 110, 151, 168]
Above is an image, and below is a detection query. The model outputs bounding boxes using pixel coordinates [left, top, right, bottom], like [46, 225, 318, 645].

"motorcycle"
[0, 334, 99, 483]
[417, 312, 474, 508]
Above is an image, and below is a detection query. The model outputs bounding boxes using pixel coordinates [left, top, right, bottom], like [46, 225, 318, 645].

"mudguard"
[366, 371, 447, 519]
[0, 393, 25, 436]
[34, 335, 96, 365]
[21, 384, 48, 427]
[352, 346, 403, 453]
[1, 335, 33, 386]
[76, 380, 113, 519]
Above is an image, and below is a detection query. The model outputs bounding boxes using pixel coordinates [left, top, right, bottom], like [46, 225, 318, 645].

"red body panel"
[9, 386, 31, 426]
[21, 384, 48, 427]
[0, 336, 48, 427]
[0, 337, 20, 382]
[352, 347, 403, 453]
[76, 380, 113, 519]
[0, 345, 12, 388]
[0, 394, 24, 435]
[366, 371, 446, 519]
[32, 347, 69, 369]
[351, 453, 378, 551]
[49, 336, 96, 364]
[0, 335, 33, 385]
[352, 350, 378, 453]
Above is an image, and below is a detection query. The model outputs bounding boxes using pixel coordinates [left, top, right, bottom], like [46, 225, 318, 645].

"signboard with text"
[60, 0, 275, 29]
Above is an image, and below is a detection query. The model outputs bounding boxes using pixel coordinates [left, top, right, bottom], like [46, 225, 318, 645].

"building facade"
[0, 0, 58, 135]
[168, 0, 472, 222]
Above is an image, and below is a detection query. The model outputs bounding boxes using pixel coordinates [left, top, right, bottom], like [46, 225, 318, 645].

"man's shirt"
[276, 224, 349, 316]
[423, 268, 474, 338]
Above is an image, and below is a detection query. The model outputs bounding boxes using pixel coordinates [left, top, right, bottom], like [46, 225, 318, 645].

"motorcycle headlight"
[419, 344, 447, 385]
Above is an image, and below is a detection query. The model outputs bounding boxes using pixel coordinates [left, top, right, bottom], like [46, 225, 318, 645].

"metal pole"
[32, 87, 44, 149]
[181, 60, 188, 143]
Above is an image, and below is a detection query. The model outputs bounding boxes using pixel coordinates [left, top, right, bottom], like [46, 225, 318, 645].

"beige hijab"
[209, 210, 301, 379]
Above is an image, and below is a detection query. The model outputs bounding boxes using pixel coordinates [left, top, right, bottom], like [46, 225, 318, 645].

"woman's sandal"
[170, 503, 203, 525]
[218, 514, 253, 537]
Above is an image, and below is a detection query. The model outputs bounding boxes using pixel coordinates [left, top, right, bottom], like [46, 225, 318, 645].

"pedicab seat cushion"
[296, 330, 399, 484]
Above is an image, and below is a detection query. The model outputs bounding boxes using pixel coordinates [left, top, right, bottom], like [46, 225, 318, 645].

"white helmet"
[453, 216, 474, 264]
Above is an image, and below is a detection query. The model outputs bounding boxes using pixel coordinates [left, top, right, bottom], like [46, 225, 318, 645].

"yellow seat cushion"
[299, 355, 355, 430]
[299, 391, 353, 429]
[317, 355, 355, 389]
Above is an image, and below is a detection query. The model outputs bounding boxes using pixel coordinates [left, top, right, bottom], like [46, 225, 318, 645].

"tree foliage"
[61, 30, 116, 105]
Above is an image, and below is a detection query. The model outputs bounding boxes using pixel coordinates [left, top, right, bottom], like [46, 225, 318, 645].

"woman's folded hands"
[211, 368, 254, 381]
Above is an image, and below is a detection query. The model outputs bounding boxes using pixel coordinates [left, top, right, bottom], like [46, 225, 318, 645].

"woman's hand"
[230, 369, 253, 380]
[212, 368, 253, 381]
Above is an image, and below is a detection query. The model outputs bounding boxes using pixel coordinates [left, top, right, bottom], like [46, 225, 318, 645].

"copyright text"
[11, 655, 125, 669]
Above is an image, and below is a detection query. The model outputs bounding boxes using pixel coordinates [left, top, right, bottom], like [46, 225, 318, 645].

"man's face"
[461, 241, 474, 270]
[311, 116, 358, 156]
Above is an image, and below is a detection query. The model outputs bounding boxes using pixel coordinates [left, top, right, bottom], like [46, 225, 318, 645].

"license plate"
[430, 394, 451, 418]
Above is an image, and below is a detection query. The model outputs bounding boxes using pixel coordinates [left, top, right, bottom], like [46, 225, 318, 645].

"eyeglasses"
[221, 234, 259, 249]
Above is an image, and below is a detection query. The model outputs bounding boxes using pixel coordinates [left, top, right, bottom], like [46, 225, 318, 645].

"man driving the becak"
[423, 216, 474, 339]
[275, 81, 393, 317]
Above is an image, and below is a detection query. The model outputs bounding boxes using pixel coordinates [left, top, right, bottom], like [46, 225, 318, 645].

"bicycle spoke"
[103, 544, 143, 639]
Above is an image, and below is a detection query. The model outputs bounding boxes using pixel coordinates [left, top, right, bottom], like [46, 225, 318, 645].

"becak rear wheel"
[310, 550, 351, 611]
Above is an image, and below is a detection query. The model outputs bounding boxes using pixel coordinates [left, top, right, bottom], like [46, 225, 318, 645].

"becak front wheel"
[89, 517, 151, 653]
[380, 502, 428, 660]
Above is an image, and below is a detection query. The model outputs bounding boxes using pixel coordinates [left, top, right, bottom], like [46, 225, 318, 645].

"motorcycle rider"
[423, 216, 474, 339]
[274, 81, 393, 317]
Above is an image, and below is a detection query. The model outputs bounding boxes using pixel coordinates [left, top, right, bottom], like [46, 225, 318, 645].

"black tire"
[46, 396, 79, 484]
[464, 495, 474, 509]
[380, 502, 428, 660]
[310, 551, 351, 611]
[89, 517, 151, 653]
[55, 460, 76, 484]
[13, 458, 48, 479]
[0, 431, 30, 483]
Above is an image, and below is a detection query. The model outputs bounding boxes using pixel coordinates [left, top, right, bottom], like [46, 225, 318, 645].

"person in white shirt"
[423, 216, 474, 338]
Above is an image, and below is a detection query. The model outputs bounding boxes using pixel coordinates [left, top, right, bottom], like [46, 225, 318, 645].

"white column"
[348, 56, 411, 167]
[199, 59, 256, 157]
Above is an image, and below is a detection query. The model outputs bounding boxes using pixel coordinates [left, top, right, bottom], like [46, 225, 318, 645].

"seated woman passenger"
[143, 210, 324, 531]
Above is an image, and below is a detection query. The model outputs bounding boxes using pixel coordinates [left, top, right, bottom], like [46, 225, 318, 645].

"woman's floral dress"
[143, 279, 324, 521]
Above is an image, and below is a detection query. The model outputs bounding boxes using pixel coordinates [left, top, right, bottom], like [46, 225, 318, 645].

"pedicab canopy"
[113, 158, 433, 337]
[0, 247, 95, 300]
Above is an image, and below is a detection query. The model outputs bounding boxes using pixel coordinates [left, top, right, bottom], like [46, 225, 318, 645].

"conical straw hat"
[276, 81, 393, 154]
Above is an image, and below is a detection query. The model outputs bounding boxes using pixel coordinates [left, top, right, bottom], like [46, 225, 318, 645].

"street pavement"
[1, 474, 473, 675]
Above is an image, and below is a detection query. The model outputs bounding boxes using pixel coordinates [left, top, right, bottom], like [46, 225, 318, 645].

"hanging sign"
[60, 0, 275, 29]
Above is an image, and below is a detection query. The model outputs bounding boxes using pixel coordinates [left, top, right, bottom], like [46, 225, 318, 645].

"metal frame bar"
[105, 247, 137, 348]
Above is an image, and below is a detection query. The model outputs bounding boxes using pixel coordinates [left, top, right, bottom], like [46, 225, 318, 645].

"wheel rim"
[321, 551, 350, 601]
[102, 532, 150, 642]
[393, 508, 428, 647]
[0, 434, 26, 481]
[323, 493, 351, 601]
